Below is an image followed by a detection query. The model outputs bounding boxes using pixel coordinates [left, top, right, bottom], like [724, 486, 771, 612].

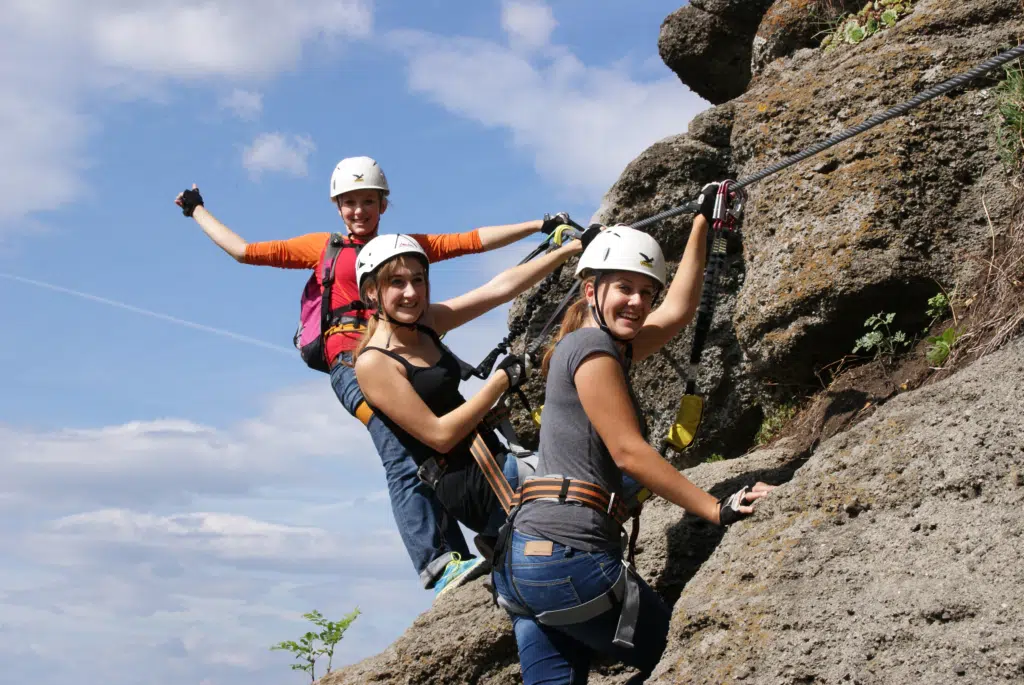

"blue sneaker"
[433, 553, 486, 600]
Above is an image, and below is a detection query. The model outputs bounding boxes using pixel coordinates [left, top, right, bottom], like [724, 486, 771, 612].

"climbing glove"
[178, 187, 205, 217]
[580, 223, 604, 249]
[718, 485, 751, 526]
[698, 182, 720, 224]
[540, 212, 571, 236]
[496, 354, 527, 390]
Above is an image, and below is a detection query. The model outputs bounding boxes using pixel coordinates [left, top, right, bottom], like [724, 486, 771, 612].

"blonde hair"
[352, 254, 430, 362]
[540, 276, 595, 377]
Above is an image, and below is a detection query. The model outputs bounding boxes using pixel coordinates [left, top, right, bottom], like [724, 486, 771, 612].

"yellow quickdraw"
[665, 394, 705, 451]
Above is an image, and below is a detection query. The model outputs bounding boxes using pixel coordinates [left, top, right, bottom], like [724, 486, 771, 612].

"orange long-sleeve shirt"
[243, 230, 484, 361]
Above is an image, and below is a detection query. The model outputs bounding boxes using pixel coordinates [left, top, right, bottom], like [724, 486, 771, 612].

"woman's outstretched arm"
[175, 185, 248, 261]
[427, 239, 583, 335]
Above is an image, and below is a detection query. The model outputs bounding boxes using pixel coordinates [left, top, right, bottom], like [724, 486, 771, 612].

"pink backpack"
[293, 233, 366, 373]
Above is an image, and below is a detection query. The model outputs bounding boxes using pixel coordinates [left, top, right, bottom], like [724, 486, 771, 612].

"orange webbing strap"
[323, 322, 368, 337]
[514, 477, 632, 526]
[353, 400, 374, 427]
[468, 431, 516, 514]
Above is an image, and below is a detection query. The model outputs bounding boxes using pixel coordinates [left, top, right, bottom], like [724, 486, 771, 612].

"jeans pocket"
[512, 576, 582, 614]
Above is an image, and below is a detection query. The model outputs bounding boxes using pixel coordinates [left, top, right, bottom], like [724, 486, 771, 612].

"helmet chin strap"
[589, 274, 632, 343]
[588, 274, 635, 366]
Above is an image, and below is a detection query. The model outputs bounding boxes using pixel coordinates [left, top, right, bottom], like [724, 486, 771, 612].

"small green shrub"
[926, 292, 950, 321]
[755, 402, 799, 446]
[271, 608, 361, 682]
[852, 311, 910, 359]
[705, 453, 725, 463]
[925, 325, 963, 366]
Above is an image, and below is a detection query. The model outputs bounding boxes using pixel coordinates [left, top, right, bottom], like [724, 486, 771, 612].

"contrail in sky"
[0, 272, 294, 355]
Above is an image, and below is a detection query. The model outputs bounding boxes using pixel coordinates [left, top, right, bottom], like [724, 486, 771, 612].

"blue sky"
[0, 2, 706, 683]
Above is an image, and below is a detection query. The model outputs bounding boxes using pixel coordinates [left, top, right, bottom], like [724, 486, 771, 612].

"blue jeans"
[330, 354, 471, 587]
[493, 530, 670, 684]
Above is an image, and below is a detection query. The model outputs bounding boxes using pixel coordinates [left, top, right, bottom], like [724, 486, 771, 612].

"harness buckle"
[557, 477, 570, 502]
[606, 492, 617, 515]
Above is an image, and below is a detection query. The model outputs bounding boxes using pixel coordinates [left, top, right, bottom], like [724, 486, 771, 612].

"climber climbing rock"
[352, 232, 583, 595]
[489, 218, 775, 684]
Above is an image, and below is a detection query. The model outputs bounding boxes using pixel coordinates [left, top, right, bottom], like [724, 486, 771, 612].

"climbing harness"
[489, 474, 652, 649]
[294, 233, 368, 373]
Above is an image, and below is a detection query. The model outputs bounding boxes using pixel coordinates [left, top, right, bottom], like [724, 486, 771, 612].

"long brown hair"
[352, 254, 430, 362]
[540, 276, 595, 377]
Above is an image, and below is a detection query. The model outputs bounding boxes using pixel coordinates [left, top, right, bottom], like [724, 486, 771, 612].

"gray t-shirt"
[514, 327, 646, 552]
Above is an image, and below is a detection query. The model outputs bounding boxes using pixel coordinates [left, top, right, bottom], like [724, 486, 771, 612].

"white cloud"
[0, 380, 372, 511]
[0, 0, 372, 235]
[0, 377, 433, 685]
[48, 508, 404, 570]
[501, 0, 557, 52]
[242, 133, 317, 179]
[389, 6, 707, 200]
[12, 0, 373, 79]
[219, 88, 263, 120]
[0, 28, 90, 224]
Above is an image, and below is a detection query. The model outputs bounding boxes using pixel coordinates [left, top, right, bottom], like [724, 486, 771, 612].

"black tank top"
[363, 326, 503, 467]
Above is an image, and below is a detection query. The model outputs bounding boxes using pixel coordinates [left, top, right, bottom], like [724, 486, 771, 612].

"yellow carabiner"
[551, 224, 575, 246]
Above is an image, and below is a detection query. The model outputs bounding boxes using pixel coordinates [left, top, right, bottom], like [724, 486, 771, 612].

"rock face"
[650, 336, 1024, 685]
[659, 0, 776, 103]
[751, 0, 863, 74]
[731, 0, 1023, 383]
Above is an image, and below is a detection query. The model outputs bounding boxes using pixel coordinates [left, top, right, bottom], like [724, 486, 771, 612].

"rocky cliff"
[323, 1, 1024, 682]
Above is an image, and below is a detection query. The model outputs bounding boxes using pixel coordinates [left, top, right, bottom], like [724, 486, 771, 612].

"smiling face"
[585, 270, 659, 339]
[335, 189, 387, 237]
[370, 256, 430, 324]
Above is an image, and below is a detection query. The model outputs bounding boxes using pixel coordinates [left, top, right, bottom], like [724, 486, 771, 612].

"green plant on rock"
[271, 607, 361, 682]
[755, 402, 799, 446]
[705, 452, 725, 463]
[926, 292, 950, 321]
[844, 19, 867, 44]
[821, 0, 916, 51]
[995, 60, 1024, 178]
[925, 325, 963, 366]
[852, 311, 910, 359]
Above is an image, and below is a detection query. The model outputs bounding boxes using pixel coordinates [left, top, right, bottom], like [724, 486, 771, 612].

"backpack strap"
[319, 234, 371, 360]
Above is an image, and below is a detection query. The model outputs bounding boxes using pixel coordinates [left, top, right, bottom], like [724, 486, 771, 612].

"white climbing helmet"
[329, 156, 390, 200]
[356, 234, 429, 290]
[575, 225, 666, 287]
